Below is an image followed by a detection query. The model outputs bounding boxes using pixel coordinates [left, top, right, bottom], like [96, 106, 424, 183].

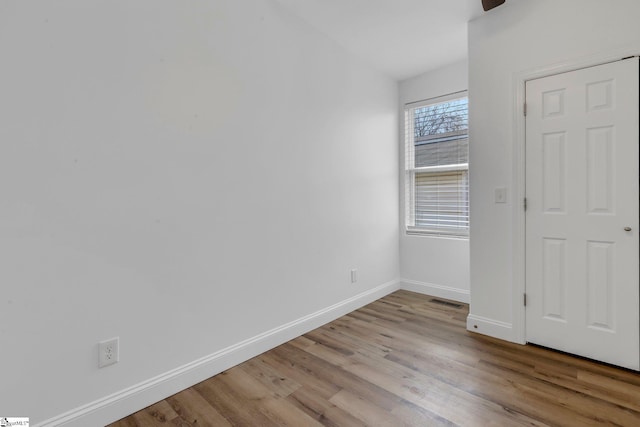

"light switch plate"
[495, 187, 507, 203]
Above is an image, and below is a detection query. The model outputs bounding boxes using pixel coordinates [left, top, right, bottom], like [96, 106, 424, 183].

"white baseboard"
[400, 279, 470, 304]
[36, 279, 401, 427]
[466, 314, 516, 342]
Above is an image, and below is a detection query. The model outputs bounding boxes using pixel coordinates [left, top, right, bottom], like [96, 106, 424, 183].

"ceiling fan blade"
[482, 0, 506, 11]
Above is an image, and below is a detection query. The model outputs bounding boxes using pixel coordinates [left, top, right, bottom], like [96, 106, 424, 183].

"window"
[404, 92, 468, 237]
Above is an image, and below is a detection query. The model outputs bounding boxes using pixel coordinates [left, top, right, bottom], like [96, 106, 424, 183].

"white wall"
[399, 60, 470, 303]
[468, 0, 640, 340]
[0, 1, 399, 424]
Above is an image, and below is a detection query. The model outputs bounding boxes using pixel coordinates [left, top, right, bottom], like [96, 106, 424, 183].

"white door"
[525, 57, 640, 370]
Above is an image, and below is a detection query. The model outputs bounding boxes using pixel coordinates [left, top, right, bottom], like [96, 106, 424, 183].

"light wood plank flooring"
[109, 290, 640, 426]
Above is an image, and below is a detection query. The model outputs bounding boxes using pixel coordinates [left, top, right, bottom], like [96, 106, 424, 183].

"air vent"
[429, 298, 463, 309]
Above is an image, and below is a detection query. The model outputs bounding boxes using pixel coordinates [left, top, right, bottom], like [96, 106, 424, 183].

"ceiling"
[276, 0, 485, 81]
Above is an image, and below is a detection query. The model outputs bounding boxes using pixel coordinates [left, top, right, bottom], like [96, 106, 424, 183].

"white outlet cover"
[99, 337, 119, 368]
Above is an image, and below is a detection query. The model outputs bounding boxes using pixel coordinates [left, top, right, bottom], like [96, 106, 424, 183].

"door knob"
[624, 227, 632, 231]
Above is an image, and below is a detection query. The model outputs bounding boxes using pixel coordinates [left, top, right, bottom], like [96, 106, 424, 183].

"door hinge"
[524, 102, 527, 117]
[524, 197, 528, 211]
[524, 293, 527, 307]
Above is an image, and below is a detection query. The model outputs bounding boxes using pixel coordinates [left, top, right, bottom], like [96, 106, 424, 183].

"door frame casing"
[511, 44, 640, 345]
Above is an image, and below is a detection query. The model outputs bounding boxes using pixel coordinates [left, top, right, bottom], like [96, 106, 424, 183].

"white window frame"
[404, 91, 469, 238]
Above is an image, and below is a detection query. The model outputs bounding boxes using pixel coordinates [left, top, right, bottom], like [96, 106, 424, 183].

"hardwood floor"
[109, 290, 640, 426]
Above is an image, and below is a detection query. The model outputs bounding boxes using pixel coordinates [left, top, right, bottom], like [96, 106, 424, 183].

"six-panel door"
[525, 58, 640, 370]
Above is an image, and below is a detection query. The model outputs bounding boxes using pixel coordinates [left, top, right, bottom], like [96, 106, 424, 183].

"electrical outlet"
[99, 337, 119, 368]
[350, 268, 358, 283]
